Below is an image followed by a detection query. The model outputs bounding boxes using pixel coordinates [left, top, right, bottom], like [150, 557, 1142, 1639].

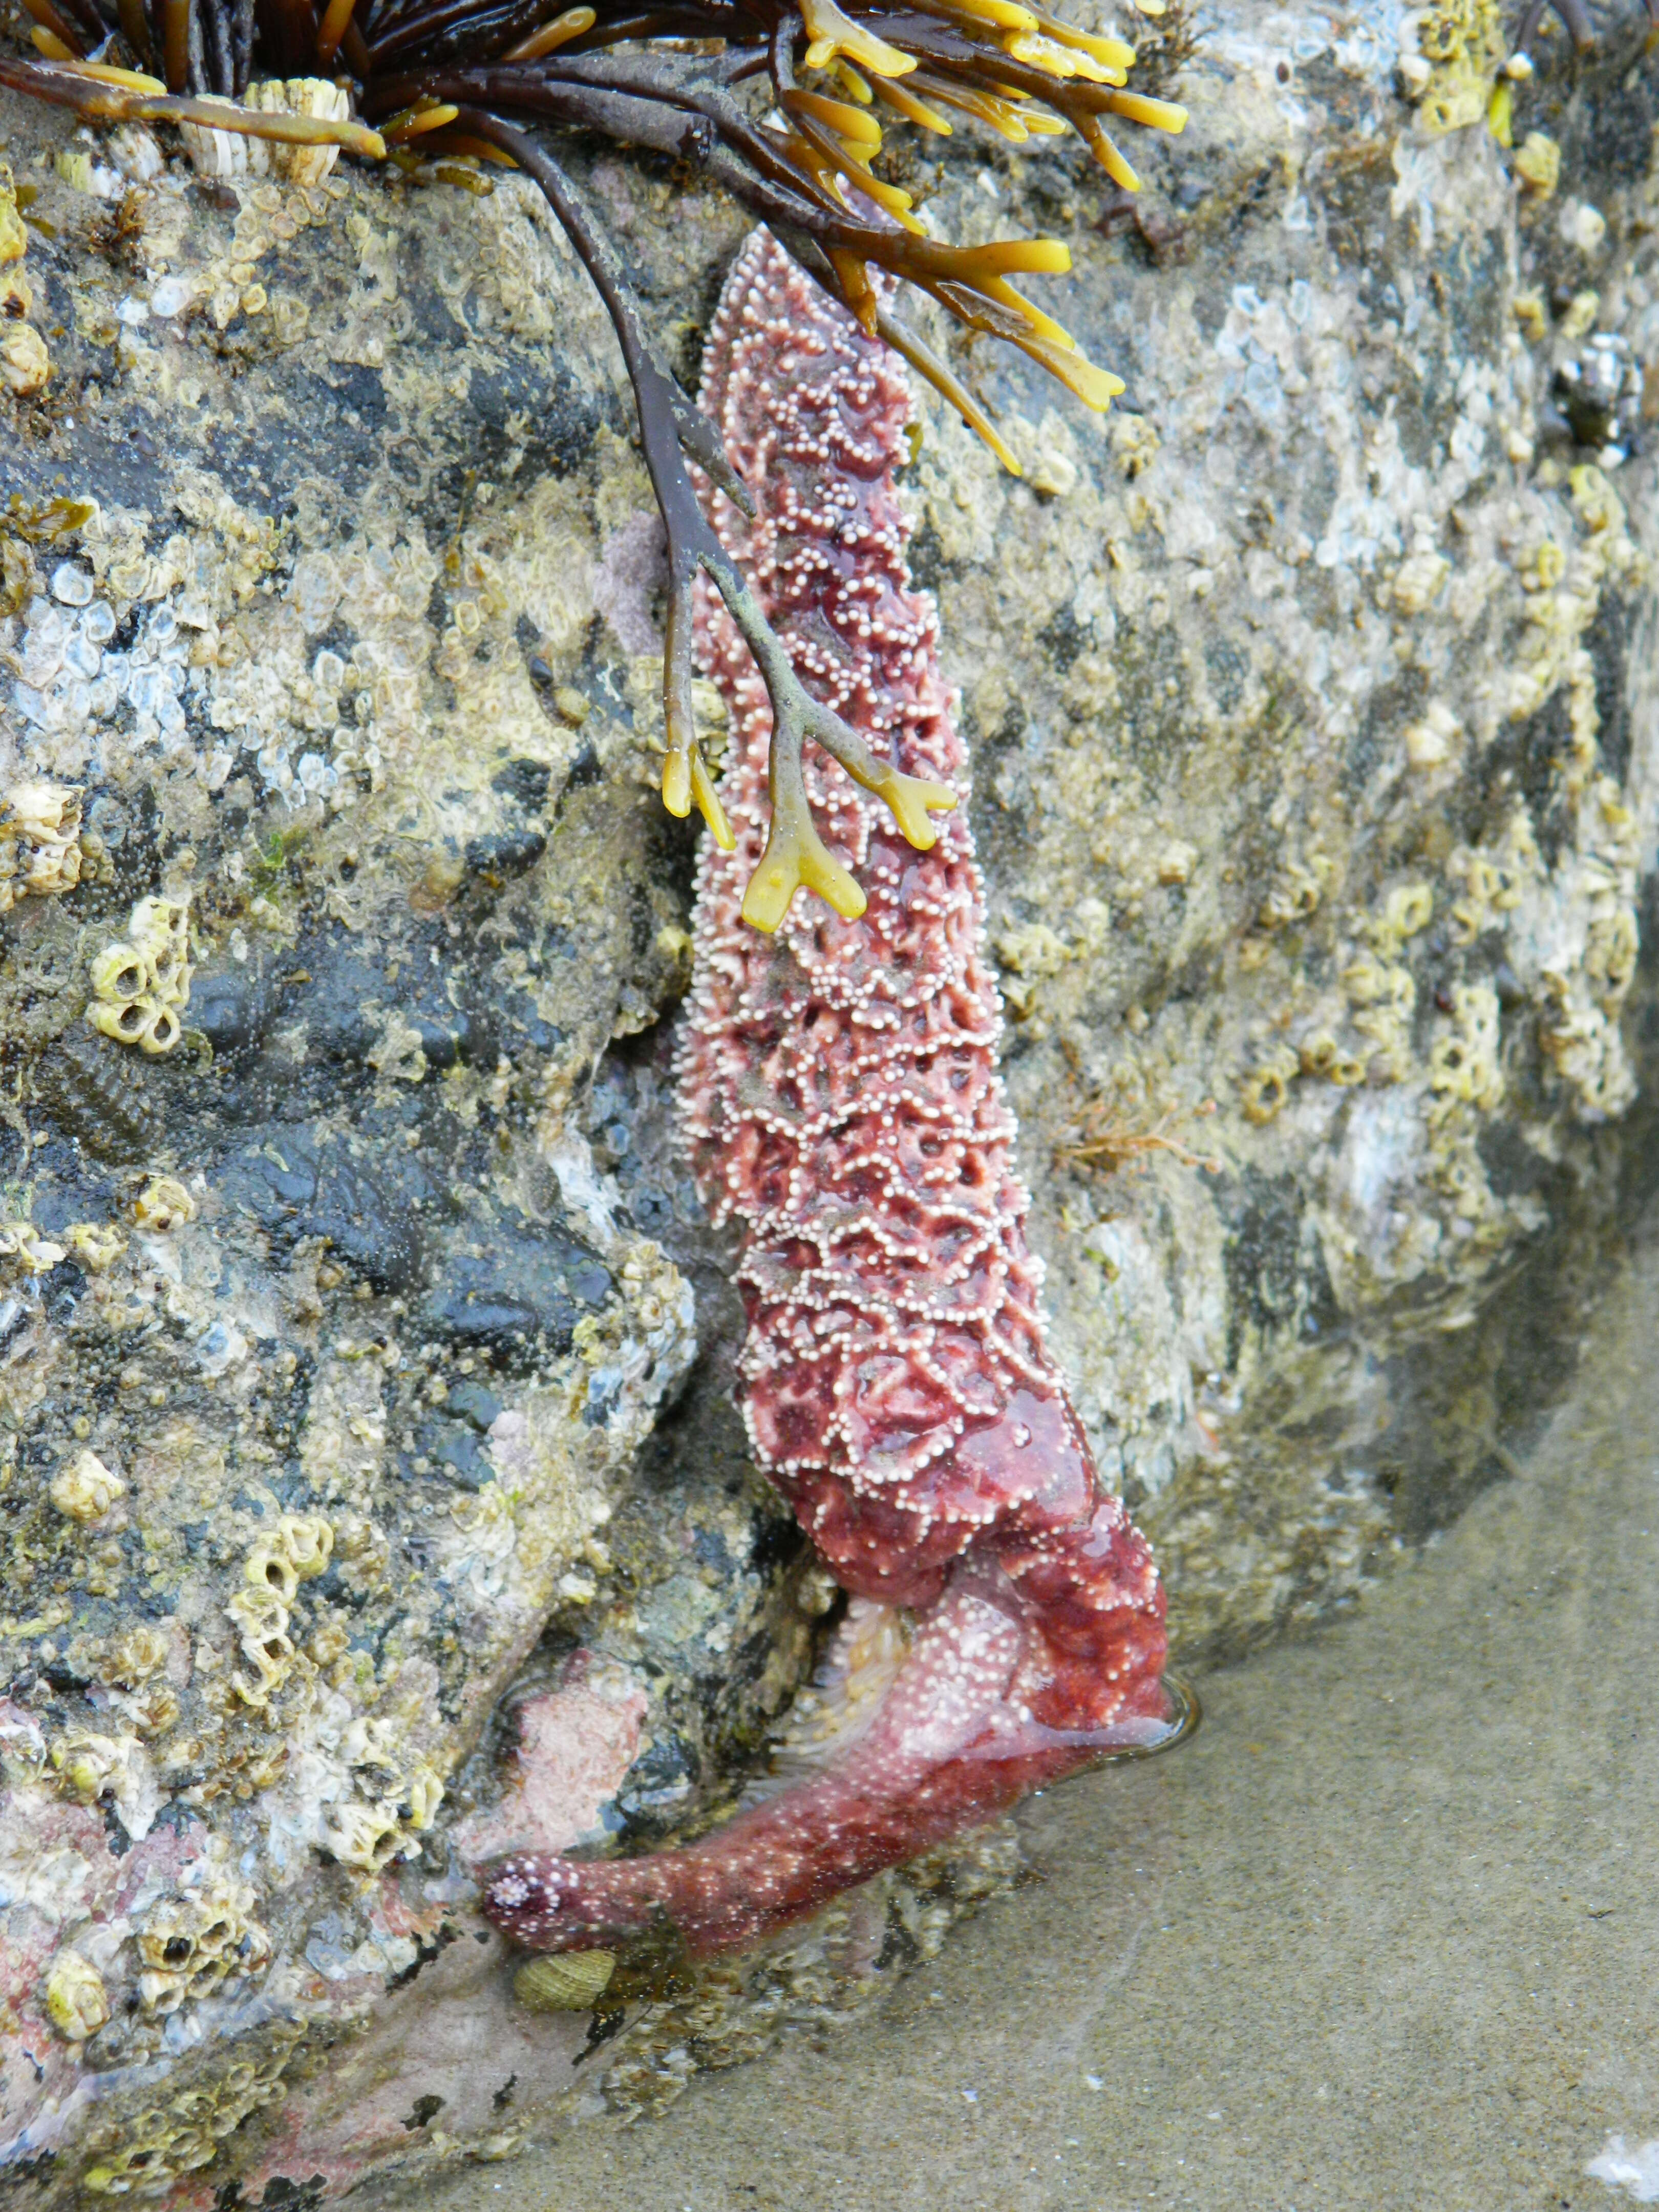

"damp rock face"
[1, 0, 1658, 2194]
[945, 7, 1659, 1657]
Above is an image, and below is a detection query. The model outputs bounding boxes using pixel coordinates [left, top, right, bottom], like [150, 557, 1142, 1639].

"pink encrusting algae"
[482, 229, 1181, 1964]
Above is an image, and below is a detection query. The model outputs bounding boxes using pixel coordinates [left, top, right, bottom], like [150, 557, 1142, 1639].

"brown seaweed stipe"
[1, 0, 1186, 928]
[1509, 0, 1658, 59]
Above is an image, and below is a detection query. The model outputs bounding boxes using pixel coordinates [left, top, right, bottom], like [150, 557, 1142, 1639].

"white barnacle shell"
[46, 1950, 110, 2040]
[87, 896, 192, 1056]
[50, 1450, 125, 1523]
[0, 780, 83, 910]
[132, 1176, 196, 1231]
[181, 79, 352, 187]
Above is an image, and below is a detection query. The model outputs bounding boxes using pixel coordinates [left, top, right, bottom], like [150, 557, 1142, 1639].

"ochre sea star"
[481, 230, 1183, 1965]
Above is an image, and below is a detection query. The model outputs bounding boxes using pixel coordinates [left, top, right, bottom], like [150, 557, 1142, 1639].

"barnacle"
[136, 1872, 271, 2011]
[46, 1950, 111, 2040]
[50, 1446, 126, 1519]
[0, 1217, 68, 1273]
[86, 895, 192, 1054]
[321, 1717, 445, 1869]
[1370, 881, 1434, 951]
[1238, 1046, 1299, 1127]
[0, 780, 83, 909]
[245, 1511, 333, 1599]
[107, 1621, 169, 1682]
[48, 1726, 147, 1806]
[66, 1219, 126, 1269]
[132, 1172, 196, 1228]
[227, 1586, 296, 1706]
[1, 0, 1187, 929]
[0, 161, 51, 396]
[226, 1513, 333, 1705]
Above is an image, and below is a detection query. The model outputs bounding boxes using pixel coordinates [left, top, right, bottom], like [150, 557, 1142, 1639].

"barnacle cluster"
[137, 1870, 272, 2012]
[1, 0, 1187, 931]
[179, 72, 354, 179]
[0, 161, 51, 396]
[1429, 981, 1504, 1115]
[1336, 950, 1415, 1085]
[320, 1715, 445, 1870]
[1239, 878, 1437, 1123]
[0, 779, 83, 908]
[6, 561, 202, 762]
[1446, 810, 1537, 945]
[77, 2027, 302, 2196]
[87, 894, 193, 1055]
[1392, 0, 1649, 146]
[1398, 0, 1513, 135]
[226, 1511, 333, 1706]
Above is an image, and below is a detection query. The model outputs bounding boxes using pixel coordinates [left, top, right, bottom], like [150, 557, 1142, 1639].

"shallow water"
[431, 1223, 1659, 2211]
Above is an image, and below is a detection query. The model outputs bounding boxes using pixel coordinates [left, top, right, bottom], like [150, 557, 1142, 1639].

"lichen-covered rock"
[0, 86, 730, 2203]
[0, 0, 1657, 2192]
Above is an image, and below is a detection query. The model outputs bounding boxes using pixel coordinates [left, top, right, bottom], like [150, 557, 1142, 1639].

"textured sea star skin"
[482, 231, 1172, 1962]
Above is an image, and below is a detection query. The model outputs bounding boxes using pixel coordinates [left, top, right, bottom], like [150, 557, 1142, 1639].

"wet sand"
[433, 1227, 1659, 2211]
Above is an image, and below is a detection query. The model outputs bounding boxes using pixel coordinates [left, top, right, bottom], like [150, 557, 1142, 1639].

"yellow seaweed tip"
[662, 746, 734, 849]
[383, 100, 461, 141]
[954, 0, 1044, 28]
[791, 89, 884, 150]
[57, 59, 168, 90]
[1033, 12, 1137, 68]
[504, 4, 596, 60]
[662, 746, 692, 818]
[801, 0, 918, 78]
[743, 816, 866, 932]
[863, 767, 956, 848]
[689, 750, 734, 848]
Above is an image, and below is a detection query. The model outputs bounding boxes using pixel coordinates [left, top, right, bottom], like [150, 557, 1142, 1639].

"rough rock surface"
[0, 0, 1657, 2193]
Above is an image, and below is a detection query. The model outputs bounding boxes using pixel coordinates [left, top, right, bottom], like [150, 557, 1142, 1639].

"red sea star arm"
[481, 229, 1182, 1965]
[486, 1552, 1169, 1960]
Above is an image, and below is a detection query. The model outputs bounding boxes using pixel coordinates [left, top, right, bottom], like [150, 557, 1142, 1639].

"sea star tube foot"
[482, 227, 1189, 1965]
